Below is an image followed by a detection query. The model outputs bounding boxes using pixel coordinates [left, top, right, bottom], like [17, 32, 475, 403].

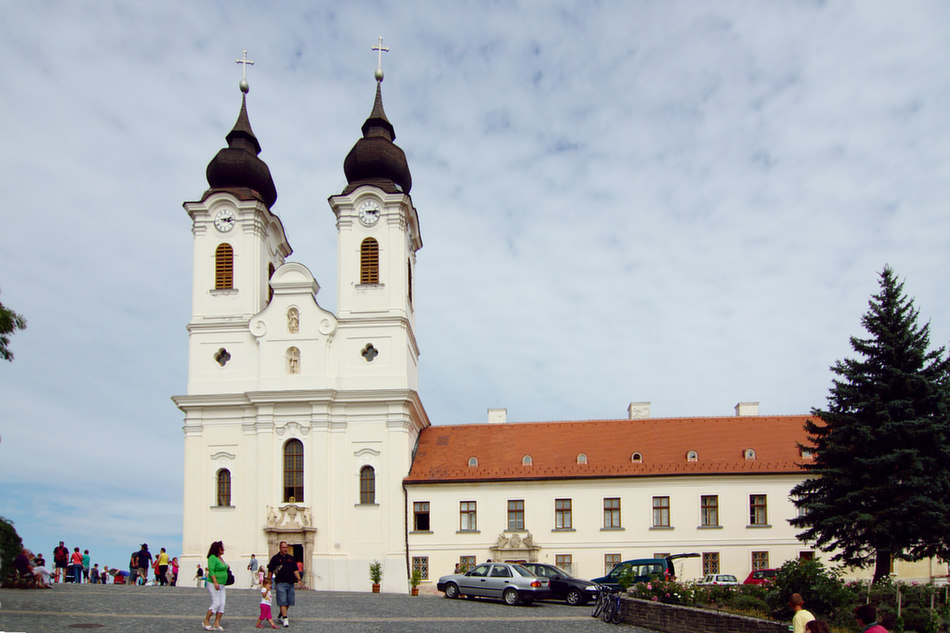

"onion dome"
[342, 82, 412, 194]
[205, 93, 278, 208]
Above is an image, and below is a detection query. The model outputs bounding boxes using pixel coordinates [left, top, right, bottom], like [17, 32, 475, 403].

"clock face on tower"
[358, 199, 381, 226]
[213, 208, 236, 232]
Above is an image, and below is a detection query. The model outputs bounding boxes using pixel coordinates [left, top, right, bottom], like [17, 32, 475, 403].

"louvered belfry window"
[283, 439, 303, 503]
[215, 243, 234, 289]
[360, 238, 379, 284]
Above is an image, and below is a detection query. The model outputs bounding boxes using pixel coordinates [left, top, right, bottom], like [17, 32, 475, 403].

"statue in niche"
[287, 308, 299, 334]
[288, 347, 300, 374]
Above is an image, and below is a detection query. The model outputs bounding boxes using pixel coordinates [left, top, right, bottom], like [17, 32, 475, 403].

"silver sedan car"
[437, 562, 550, 605]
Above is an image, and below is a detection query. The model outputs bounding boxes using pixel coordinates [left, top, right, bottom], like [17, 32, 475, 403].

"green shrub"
[0, 516, 23, 580]
[727, 593, 770, 618]
[766, 559, 852, 622]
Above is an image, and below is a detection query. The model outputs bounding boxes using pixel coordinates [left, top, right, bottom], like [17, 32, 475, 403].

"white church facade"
[173, 62, 942, 593]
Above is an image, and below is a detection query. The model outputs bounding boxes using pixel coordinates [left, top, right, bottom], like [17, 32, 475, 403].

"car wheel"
[566, 588, 583, 606]
[503, 587, 520, 606]
[444, 582, 459, 599]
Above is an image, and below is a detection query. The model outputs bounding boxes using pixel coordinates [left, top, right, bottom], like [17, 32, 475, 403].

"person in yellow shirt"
[790, 593, 816, 633]
[157, 548, 170, 586]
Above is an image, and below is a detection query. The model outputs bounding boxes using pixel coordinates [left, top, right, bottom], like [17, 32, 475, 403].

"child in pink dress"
[256, 577, 278, 628]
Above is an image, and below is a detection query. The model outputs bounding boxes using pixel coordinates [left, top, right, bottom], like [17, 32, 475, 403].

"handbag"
[225, 567, 235, 586]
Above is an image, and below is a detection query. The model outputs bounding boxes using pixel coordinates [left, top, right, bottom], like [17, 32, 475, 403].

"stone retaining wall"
[622, 597, 790, 633]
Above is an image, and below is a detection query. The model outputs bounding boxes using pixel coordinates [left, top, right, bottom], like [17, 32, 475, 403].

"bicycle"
[600, 586, 628, 624]
[590, 583, 609, 618]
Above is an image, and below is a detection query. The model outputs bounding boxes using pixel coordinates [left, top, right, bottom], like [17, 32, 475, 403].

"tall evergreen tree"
[791, 266, 950, 583]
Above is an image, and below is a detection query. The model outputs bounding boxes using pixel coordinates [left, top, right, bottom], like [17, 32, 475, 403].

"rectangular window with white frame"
[604, 497, 621, 528]
[507, 499, 524, 530]
[652, 496, 670, 527]
[700, 495, 719, 527]
[460, 501, 477, 531]
[555, 498, 572, 529]
[413, 502, 430, 531]
[749, 494, 768, 526]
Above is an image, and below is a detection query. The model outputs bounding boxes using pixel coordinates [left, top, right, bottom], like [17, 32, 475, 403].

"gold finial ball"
[375, 67, 384, 82]
[240, 79, 249, 94]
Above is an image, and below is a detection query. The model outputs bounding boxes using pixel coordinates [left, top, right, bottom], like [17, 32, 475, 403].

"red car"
[743, 568, 777, 585]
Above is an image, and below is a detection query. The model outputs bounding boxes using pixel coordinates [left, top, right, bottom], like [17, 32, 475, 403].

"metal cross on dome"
[372, 36, 389, 81]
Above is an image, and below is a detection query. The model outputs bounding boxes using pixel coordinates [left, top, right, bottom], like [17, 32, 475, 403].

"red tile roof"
[405, 415, 814, 484]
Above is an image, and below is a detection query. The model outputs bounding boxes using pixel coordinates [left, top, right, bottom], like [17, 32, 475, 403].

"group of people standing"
[52, 541, 92, 583]
[128, 543, 179, 586]
[791, 593, 889, 633]
[202, 540, 302, 630]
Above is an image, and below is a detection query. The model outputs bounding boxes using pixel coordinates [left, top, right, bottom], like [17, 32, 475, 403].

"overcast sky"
[2, 1, 949, 572]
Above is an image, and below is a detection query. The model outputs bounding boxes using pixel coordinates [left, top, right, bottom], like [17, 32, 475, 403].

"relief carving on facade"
[490, 532, 539, 562]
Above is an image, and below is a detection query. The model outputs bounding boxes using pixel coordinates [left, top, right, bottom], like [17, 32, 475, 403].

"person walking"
[69, 547, 84, 583]
[195, 564, 205, 588]
[854, 604, 888, 632]
[790, 593, 816, 633]
[82, 549, 91, 583]
[256, 577, 279, 628]
[248, 554, 260, 588]
[136, 544, 152, 586]
[129, 549, 140, 586]
[53, 541, 68, 583]
[202, 541, 229, 631]
[157, 547, 169, 586]
[267, 541, 301, 628]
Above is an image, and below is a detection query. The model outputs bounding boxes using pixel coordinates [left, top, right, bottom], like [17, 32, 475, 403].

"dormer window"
[801, 448, 814, 459]
[577, 453, 587, 464]
[468, 457, 478, 468]
[744, 448, 756, 460]
[522, 455, 532, 466]
[631, 452, 642, 463]
[686, 450, 698, 462]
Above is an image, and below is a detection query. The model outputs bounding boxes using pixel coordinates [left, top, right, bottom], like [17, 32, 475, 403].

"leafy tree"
[0, 516, 24, 580]
[791, 266, 950, 583]
[0, 292, 26, 362]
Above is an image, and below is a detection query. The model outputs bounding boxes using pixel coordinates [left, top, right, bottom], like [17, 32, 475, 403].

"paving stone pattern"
[0, 585, 660, 633]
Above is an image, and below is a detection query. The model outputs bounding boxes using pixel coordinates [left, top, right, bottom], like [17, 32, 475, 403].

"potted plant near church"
[369, 560, 382, 593]
[410, 568, 422, 596]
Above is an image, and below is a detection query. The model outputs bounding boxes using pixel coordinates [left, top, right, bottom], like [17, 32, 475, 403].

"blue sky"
[2, 1, 949, 572]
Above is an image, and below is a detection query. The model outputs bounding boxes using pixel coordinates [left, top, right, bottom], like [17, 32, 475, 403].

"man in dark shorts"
[53, 541, 68, 583]
[267, 541, 301, 627]
[136, 544, 152, 585]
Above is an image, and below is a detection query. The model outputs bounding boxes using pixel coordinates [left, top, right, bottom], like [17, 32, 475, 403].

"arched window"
[631, 452, 643, 463]
[216, 469, 231, 507]
[360, 238, 379, 284]
[522, 455, 533, 466]
[283, 439, 303, 503]
[215, 244, 234, 289]
[686, 450, 699, 462]
[359, 465, 376, 504]
[744, 448, 756, 460]
[577, 453, 588, 464]
[468, 457, 478, 468]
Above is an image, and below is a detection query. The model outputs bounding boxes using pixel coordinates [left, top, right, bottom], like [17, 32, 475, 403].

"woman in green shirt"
[202, 541, 228, 631]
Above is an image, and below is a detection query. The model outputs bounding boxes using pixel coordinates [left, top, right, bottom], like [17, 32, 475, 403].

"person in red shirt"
[53, 542, 68, 583]
[854, 604, 888, 633]
[70, 547, 84, 583]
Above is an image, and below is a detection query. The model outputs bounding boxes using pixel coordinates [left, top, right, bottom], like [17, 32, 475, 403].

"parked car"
[697, 574, 739, 585]
[437, 562, 550, 605]
[743, 568, 777, 585]
[519, 562, 598, 605]
[591, 553, 700, 589]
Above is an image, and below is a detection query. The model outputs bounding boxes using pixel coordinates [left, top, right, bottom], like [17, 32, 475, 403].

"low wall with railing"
[622, 597, 790, 633]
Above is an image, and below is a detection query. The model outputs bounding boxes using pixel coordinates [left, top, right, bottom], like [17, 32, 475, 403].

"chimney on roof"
[488, 408, 507, 424]
[735, 402, 760, 416]
[627, 402, 651, 419]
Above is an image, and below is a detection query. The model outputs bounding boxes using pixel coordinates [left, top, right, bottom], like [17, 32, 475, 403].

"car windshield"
[511, 564, 536, 577]
[530, 565, 573, 579]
